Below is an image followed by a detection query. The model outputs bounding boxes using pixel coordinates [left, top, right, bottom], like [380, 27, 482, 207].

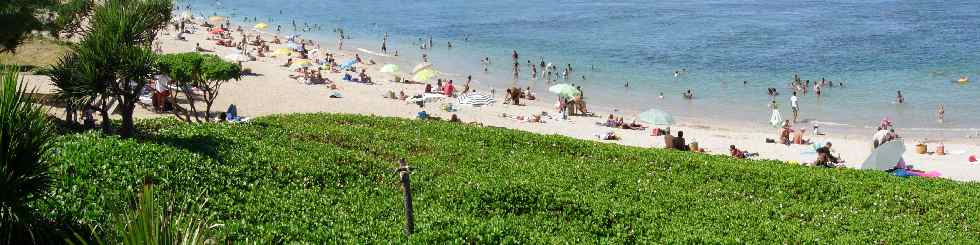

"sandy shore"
[23, 19, 980, 181]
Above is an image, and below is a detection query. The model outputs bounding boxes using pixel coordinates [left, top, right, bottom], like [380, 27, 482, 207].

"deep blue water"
[185, 0, 980, 133]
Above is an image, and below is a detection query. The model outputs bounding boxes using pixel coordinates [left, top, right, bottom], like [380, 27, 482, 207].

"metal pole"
[398, 159, 414, 236]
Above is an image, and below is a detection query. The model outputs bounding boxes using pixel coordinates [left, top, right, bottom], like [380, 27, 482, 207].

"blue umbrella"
[339, 59, 357, 69]
[638, 109, 675, 126]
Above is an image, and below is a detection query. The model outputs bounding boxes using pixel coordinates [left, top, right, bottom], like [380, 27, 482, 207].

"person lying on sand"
[595, 131, 620, 140]
[730, 145, 747, 159]
[194, 43, 212, 52]
[501, 113, 543, 123]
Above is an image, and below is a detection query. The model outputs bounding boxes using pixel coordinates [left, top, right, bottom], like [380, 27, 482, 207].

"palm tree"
[51, 0, 173, 137]
[0, 66, 55, 243]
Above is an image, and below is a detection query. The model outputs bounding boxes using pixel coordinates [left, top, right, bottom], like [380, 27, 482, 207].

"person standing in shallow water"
[790, 92, 800, 122]
[896, 90, 904, 104]
[512, 60, 520, 80]
[938, 104, 945, 123]
[381, 32, 388, 53]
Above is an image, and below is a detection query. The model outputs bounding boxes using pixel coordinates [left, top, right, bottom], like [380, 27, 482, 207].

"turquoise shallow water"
[185, 0, 980, 134]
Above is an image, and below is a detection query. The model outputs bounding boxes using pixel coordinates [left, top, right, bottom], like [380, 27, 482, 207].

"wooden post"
[398, 159, 414, 236]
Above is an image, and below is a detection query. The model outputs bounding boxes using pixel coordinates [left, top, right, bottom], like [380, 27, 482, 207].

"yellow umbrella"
[413, 69, 439, 81]
[271, 48, 292, 57]
[208, 16, 226, 24]
[254, 22, 269, 30]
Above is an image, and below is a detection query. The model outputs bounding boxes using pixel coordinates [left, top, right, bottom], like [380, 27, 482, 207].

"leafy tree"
[49, 0, 173, 137]
[0, 66, 54, 243]
[0, 0, 93, 53]
[157, 53, 241, 122]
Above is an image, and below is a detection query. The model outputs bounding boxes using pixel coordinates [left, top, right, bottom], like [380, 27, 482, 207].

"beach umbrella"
[548, 83, 580, 98]
[413, 69, 439, 81]
[292, 59, 312, 65]
[770, 109, 783, 127]
[254, 22, 269, 30]
[457, 93, 496, 106]
[860, 139, 906, 170]
[379, 64, 400, 73]
[339, 59, 358, 69]
[179, 11, 193, 20]
[413, 62, 432, 73]
[208, 16, 225, 24]
[638, 109, 675, 126]
[223, 53, 251, 62]
[209, 28, 225, 35]
[271, 48, 292, 57]
[408, 93, 447, 103]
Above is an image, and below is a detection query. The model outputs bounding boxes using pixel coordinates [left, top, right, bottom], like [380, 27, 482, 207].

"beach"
[23, 17, 980, 182]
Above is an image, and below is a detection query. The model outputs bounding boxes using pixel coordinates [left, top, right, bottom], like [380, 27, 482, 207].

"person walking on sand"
[790, 92, 800, 122]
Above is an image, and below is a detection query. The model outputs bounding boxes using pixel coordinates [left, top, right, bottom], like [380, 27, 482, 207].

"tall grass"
[0, 66, 54, 243]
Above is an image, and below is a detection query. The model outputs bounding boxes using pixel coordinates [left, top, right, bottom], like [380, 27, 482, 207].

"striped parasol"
[457, 93, 495, 106]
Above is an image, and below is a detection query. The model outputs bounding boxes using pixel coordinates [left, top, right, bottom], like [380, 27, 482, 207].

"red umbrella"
[209, 28, 225, 35]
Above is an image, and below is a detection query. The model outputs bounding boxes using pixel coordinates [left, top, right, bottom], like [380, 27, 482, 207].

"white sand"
[23, 19, 980, 181]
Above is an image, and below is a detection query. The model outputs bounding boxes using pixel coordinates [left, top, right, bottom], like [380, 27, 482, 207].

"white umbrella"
[860, 139, 905, 170]
[457, 93, 495, 106]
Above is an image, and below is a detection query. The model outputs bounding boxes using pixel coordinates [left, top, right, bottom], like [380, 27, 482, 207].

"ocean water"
[185, 0, 980, 136]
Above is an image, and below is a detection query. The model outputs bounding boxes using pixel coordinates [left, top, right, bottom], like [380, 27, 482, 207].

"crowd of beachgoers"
[23, 7, 980, 181]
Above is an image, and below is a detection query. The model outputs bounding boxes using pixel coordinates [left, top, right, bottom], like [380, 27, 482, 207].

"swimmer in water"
[658, 92, 664, 99]
[624, 80, 629, 88]
[896, 90, 904, 104]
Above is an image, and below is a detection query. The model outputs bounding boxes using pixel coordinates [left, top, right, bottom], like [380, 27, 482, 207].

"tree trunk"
[118, 102, 136, 138]
[65, 102, 75, 124]
[98, 97, 112, 134]
[183, 89, 201, 122]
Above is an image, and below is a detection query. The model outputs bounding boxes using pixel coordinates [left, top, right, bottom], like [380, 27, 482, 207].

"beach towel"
[329, 92, 343, 98]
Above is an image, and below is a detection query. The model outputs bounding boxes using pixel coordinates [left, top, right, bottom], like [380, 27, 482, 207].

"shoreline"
[23, 17, 980, 181]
